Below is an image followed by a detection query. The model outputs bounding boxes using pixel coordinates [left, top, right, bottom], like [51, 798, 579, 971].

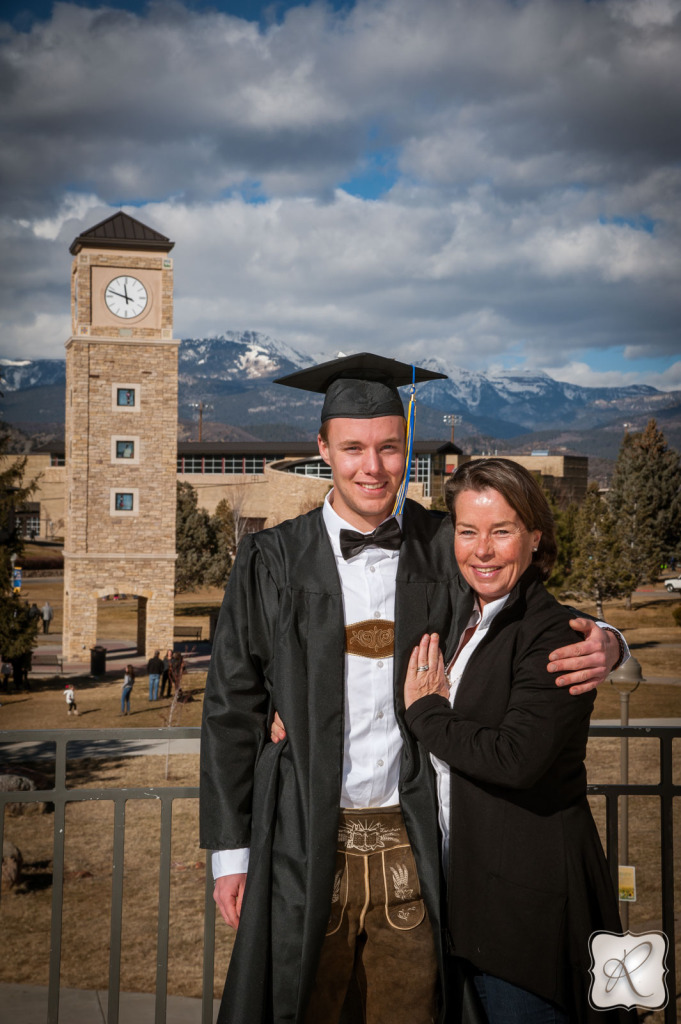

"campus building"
[16, 440, 587, 542]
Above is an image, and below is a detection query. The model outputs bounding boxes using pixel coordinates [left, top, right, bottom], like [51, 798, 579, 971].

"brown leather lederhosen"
[304, 807, 438, 1024]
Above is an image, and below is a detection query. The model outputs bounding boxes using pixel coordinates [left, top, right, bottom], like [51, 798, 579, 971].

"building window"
[116, 492, 134, 511]
[112, 382, 141, 413]
[111, 435, 140, 465]
[410, 455, 431, 497]
[110, 487, 139, 516]
[116, 440, 135, 459]
[177, 455, 276, 475]
[50, 454, 65, 467]
[16, 505, 41, 538]
[117, 388, 136, 407]
[288, 460, 333, 479]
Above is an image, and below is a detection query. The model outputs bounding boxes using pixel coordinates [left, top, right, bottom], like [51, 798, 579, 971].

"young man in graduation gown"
[199, 354, 625, 1024]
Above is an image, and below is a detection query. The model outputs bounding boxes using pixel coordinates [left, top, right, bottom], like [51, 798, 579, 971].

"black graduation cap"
[274, 352, 447, 422]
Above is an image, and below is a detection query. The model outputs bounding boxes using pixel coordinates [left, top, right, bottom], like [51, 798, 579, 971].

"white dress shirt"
[213, 492, 404, 880]
[431, 594, 510, 872]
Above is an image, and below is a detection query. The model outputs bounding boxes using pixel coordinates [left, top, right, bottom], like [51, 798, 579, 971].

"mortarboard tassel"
[392, 365, 417, 516]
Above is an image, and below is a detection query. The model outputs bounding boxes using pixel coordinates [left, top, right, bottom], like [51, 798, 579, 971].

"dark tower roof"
[69, 211, 174, 254]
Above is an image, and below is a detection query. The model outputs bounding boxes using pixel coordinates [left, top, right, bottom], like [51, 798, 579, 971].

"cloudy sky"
[1, 0, 680, 389]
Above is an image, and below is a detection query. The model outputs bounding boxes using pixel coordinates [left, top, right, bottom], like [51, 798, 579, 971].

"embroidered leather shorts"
[326, 806, 426, 935]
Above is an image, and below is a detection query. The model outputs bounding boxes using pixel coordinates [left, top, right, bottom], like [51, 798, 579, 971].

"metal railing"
[0, 728, 215, 1024]
[1, 725, 679, 1023]
[587, 724, 679, 1023]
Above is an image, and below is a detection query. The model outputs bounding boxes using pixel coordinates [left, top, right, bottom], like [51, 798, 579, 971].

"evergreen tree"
[174, 482, 218, 592]
[0, 430, 40, 659]
[541, 485, 578, 589]
[205, 498, 235, 589]
[568, 484, 633, 619]
[608, 420, 681, 607]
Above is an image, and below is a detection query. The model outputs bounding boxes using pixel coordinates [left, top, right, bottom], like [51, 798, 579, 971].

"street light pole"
[443, 414, 462, 445]
[608, 656, 643, 929]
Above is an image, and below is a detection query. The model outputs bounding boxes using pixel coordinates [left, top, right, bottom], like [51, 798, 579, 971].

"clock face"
[105, 276, 148, 319]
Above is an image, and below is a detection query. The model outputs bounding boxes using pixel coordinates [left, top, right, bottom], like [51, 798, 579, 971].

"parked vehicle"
[665, 577, 681, 593]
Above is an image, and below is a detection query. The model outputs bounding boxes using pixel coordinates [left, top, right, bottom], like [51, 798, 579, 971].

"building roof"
[176, 440, 462, 456]
[69, 212, 174, 255]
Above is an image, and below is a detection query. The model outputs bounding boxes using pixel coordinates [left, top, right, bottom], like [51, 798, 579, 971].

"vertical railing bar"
[155, 796, 173, 1024]
[107, 797, 127, 1024]
[660, 734, 677, 1024]
[47, 735, 67, 1024]
[0, 788, 6, 914]
[202, 855, 217, 1024]
[603, 791, 620, 900]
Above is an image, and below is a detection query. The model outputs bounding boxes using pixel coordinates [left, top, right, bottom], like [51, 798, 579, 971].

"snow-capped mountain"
[2, 332, 679, 444]
[1, 357, 67, 391]
[178, 330, 314, 382]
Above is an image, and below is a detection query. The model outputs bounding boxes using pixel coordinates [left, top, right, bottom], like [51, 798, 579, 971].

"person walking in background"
[63, 682, 78, 716]
[147, 650, 163, 702]
[160, 648, 173, 698]
[41, 600, 53, 634]
[120, 664, 135, 716]
[169, 651, 185, 695]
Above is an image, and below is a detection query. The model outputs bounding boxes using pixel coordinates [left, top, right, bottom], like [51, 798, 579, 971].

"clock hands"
[105, 276, 147, 318]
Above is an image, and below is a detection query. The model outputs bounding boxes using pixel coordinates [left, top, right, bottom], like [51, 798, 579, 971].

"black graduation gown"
[200, 500, 464, 1024]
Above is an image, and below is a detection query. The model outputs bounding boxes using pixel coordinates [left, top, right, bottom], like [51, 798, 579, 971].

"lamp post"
[608, 656, 644, 928]
[443, 414, 462, 445]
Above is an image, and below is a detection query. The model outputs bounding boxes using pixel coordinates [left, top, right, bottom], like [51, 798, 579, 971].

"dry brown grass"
[0, 675, 207, 731]
[2, 754, 234, 1000]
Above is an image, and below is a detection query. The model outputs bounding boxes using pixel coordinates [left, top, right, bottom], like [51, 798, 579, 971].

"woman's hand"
[404, 633, 449, 710]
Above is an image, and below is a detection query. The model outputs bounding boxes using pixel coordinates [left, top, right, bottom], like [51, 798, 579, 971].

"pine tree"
[205, 498, 235, 589]
[568, 484, 633, 618]
[174, 482, 218, 592]
[608, 420, 681, 607]
[541, 485, 578, 589]
[0, 430, 41, 660]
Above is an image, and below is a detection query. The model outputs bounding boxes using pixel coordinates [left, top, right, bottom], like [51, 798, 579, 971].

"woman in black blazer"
[404, 459, 634, 1024]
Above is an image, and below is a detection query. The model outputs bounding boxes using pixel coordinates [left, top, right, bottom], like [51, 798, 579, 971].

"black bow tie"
[339, 517, 403, 560]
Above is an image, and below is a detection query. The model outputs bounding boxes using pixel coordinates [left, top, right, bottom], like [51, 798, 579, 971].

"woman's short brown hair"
[444, 458, 557, 579]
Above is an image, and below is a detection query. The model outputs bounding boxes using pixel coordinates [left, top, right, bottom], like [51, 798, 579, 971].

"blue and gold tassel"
[392, 365, 417, 516]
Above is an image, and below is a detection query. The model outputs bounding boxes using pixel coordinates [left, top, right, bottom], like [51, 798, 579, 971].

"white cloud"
[542, 359, 681, 391]
[18, 193, 105, 240]
[0, 0, 679, 385]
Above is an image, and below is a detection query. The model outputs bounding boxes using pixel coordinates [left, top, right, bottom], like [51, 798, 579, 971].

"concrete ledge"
[0, 983, 220, 1023]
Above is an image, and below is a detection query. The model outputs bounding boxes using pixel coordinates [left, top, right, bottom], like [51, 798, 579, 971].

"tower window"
[110, 487, 139, 516]
[117, 388, 136, 407]
[112, 382, 141, 413]
[111, 435, 140, 465]
[116, 440, 135, 459]
[115, 492, 134, 511]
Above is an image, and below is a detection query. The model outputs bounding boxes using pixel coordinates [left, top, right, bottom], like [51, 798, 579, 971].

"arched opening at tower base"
[62, 566, 175, 663]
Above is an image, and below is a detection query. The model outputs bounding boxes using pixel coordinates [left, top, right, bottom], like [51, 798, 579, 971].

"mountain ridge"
[2, 333, 679, 456]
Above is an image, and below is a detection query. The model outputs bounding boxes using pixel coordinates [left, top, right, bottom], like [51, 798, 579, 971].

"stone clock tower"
[63, 212, 178, 662]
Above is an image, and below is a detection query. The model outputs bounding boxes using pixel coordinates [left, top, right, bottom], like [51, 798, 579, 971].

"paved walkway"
[29, 637, 213, 681]
[0, 983, 220, 1023]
